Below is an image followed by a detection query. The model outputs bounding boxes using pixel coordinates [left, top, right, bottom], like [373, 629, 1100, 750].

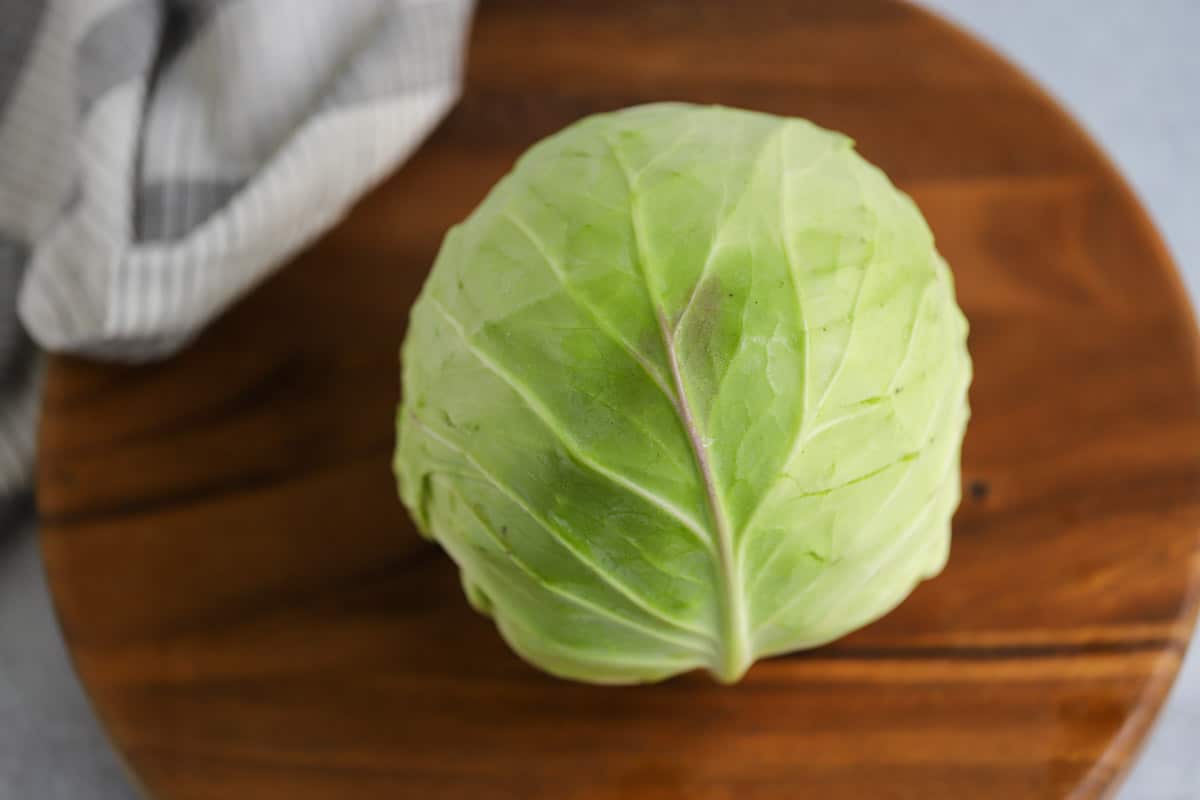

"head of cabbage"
[394, 103, 971, 684]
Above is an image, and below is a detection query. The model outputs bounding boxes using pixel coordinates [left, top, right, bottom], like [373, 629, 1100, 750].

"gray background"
[1, 1, 1197, 797]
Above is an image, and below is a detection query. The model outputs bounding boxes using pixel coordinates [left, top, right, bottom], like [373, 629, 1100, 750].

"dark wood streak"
[76, 355, 309, 454]
[35, 1, 1200, 799]
[781, 641, 1185, 662]
[40, 442, 395, 528]
[64, 549, 442, 650]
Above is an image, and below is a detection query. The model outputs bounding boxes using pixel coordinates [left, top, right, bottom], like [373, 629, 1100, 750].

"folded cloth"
[0, 0, 474, 494]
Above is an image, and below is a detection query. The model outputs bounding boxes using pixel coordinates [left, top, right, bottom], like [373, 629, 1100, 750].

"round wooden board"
[36, 2, 1200, 798]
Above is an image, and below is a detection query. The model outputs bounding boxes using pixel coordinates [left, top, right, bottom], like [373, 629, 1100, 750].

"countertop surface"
[1, 1, 1197, 798]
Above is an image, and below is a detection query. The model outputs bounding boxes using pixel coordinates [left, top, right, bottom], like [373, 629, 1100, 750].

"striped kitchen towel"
[0, 0, 474, 495]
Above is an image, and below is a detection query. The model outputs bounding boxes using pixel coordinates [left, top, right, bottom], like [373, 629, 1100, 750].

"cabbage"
[394, 103, 971, 684]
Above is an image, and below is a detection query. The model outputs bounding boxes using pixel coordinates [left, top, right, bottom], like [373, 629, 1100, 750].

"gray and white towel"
[0, 0, 475, 494]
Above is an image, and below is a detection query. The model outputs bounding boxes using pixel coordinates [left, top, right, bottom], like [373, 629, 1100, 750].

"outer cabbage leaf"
[395, 103, 971, 684]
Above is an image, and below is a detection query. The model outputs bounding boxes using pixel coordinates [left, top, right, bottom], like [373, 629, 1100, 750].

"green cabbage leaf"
[395, 103, 971, 684]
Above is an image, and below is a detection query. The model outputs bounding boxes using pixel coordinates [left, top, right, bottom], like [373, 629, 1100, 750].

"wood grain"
[36, 1, 1200, 798]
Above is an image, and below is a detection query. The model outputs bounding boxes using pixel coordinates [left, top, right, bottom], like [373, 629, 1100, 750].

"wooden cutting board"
[36, 1, 1200, 798]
